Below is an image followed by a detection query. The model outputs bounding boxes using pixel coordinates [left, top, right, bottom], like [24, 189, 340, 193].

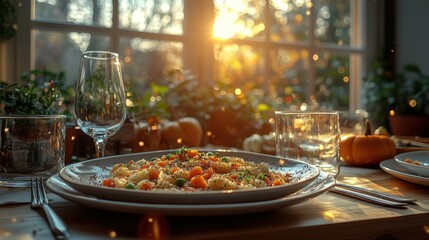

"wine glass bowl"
[74, 51, 126, 158]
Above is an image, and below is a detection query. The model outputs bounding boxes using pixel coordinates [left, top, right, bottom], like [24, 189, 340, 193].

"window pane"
[314, 0, 351, 46]
[269, 0, 310, 42]
[213, 0, 266, 40]
[315, 52, 350, 110]
[120, 38, 183, 81]
[34, 30, 110, 85]
[119, 0, 184, 35]
[34, 0, 112, 28]
[270, 48, 309, 109]
[214, 44, 265, 90]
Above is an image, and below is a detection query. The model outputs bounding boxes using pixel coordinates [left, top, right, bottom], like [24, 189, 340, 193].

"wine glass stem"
[94, 139, 107, 158]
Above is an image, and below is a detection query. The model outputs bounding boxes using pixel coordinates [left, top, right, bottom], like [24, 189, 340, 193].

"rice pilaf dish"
[102, 148, 293, 192]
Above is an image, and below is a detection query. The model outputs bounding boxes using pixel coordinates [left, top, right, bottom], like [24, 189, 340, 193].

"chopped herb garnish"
[244, 176, 252, 182]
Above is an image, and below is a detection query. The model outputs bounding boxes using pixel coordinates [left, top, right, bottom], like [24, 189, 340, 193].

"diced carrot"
[139, 182, 154, 190]
[187, 149, 199, 158]
[230, 163, 240, 170]
[190, 175, 207, 189]
[171, 166, 179, 174]
[149, 169, 160, 180]
[141, 163, 149, 169]
[272, 179, 282, 186]
[202, 167, 214, 179]
[157, 160, 168, 167]
[229, 173, 239, 180]
[208, 156, 219, 162]
[102, 179, 115, 187]
[200, 159, 209, 168]
[264, 176, 272, 186]
[189, 166, 203, 178]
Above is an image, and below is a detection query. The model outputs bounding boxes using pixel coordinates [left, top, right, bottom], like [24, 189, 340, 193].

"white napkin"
[0, 189, 30, 206]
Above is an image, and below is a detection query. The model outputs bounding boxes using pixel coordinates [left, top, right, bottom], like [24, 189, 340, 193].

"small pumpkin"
[242, 133, 276, 155]
[340, 120, 396, 166]
[161, 117, 203, 148]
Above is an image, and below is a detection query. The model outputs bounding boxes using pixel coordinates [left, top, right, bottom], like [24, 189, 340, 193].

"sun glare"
[213, 12, 239, 39]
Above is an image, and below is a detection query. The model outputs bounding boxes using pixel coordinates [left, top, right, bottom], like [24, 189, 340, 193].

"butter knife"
[330, 186, 408, 208]
[335, 182, 417, 204]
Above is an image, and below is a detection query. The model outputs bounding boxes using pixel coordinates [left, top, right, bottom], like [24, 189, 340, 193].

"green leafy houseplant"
[0, 69, 72, 175]
[0, 0, 16, 41]
[0, 69, 74, 116]
[126, 69, 275, 148]
[364, 62, 429, 134]
[164, 72, 269, 147]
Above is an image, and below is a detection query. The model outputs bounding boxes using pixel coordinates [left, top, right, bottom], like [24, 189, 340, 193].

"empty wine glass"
[74, 51, 126, 158]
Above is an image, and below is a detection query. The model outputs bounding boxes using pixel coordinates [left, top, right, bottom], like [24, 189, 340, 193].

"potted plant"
[0, 69, 73, 115]
[0, 70, 73, 179]
[364, 62, 429, 136]
[165, 71, 266, 148]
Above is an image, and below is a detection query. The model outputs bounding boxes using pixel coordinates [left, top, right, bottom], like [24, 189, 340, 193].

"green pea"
[176, 178, 186, 187]
[126, 183, 136, 189]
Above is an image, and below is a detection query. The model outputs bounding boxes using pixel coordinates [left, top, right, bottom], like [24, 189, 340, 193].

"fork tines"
[30, 177, 71, 239]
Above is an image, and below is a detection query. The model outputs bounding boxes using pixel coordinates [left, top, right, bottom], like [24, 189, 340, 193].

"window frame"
[15, 0, 378, 111]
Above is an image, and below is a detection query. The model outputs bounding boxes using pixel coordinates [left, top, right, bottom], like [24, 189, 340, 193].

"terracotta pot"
[389, 115, 429, 137]
[208, 109, 253, 148]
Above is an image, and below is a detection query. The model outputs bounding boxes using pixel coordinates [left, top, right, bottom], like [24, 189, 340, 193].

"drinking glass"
[275, 111, 341, 177]
[74, 51, 126, 158]
[0, 115, 66, 187]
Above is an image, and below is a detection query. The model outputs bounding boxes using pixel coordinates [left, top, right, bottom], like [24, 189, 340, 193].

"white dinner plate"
[380, 159, 429, 187]
[47, 171, 334, 216]
[59, 149, 320, 204]
[394, 150, 429, 178]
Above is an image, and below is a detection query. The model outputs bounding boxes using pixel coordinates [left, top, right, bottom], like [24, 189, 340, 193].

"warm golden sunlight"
[213, 1, 265, 39]
[213, 11, 239, 39]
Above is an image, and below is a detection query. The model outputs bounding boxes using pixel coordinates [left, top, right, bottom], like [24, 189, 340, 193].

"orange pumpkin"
[161, 117, 203, 148]
[340, 121, 396, 166]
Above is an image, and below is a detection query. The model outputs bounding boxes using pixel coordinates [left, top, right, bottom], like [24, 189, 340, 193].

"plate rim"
[59, 149, 320, 204]
[394, 150, 429, 177]
[394, 150, 429, 162]
[379, 159, 429, 186]
[47, 171, 335, 216]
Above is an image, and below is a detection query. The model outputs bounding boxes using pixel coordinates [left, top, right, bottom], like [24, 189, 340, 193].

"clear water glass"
[275, 111, 341, 177]
[0, 115, 66, 187]
[74, 51, 126, 158]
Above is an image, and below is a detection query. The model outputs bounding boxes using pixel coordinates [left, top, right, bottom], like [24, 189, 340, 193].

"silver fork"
[31, 177, 71, 240]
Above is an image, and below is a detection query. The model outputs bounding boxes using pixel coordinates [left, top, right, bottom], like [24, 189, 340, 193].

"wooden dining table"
[1, 163, 429, 240]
